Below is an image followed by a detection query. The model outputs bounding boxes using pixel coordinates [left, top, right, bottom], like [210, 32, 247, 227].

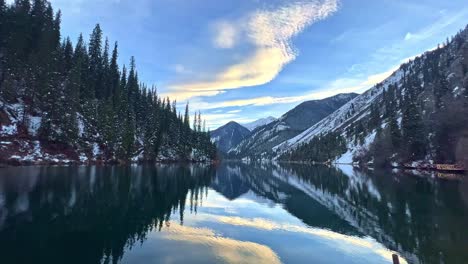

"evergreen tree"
[401, 95, 426, 161]
[88, 24, 103, 99]
[184, 103, 190, 128]
[109, 42, 120, 106]
[74, 34, 91, 101]
[61, 37, 74, 74]
[388, 113, 401, 150]
[102, 37, 111, 98]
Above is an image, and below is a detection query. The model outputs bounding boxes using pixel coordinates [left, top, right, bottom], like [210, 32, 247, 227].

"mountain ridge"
[229, 93, 358, 159]
[243, 116, 277, 131]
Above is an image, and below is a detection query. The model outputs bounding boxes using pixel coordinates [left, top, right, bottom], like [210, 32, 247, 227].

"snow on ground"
[335, 150, 354, 164]
[27, 116, 42, 136]
[211, 136, 220, 143]
[334, 130, 377, 164]
[0, 124, 17, 136]
[77, 114, 85, 137]
[92, 143, 101, 158]
[79, 153, 88, 162]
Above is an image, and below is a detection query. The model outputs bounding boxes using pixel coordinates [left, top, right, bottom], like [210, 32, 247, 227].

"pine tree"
[88, 24, 103, 99]
[388, 113, 401, 151]
[109, 42, 120, 106]
[184, 103, 190, 128]
[193, 111, 197, 131]
[197, 111, 202, 132]
[74, 34, 92, 101]
[8, 0, 31, 63]
[102, 37, 111, 98]
[401, 96, 426, 161]
[61, 37, 74, 74]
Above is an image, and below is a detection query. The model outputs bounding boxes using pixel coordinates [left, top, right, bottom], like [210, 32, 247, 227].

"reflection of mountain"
[211, 165, 250, 200]
[0, 165, 215, 264]
[213, 162, 468, 264]
[212, 163, 359, 236]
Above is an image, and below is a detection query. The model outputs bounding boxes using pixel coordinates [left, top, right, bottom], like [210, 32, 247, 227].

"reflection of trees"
[0, 165, 215, 264]
[213, 162, 468, 264]
[276, 163, 468, 264]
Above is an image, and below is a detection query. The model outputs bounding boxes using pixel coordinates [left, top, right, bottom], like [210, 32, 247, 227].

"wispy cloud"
[190, 67, 395, 110]
[213, 21, 238, 49]
[404, 8, 468, 42]
[165, 0, 339, 100]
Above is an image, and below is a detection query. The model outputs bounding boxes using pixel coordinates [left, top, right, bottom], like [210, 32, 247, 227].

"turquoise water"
[0, 163, 466, 264]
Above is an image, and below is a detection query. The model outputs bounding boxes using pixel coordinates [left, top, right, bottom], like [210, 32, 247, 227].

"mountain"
[210, 121, 251, 153]
[243, 116, 277, 131]
[229, 93, 358, 159]
[277, 25, 468, 167]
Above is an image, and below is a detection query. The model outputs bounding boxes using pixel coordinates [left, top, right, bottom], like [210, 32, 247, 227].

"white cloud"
[190, 66, 395, 111]
[213, 21, 238, 49]
[165, 0, 339, 100]
[173, 64, 191, 74]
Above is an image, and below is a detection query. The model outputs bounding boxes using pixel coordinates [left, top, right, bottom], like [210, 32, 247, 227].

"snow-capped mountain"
[210, 121, 251, 153]
[276, 25, 468, 166]
[229, 93, 357, 159]
[243, 116, 277, 131]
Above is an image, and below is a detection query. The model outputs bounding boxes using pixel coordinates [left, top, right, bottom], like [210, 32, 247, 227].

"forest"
[0, 0, 217, 163]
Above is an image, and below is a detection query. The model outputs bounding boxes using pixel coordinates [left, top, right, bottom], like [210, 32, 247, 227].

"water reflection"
[0, 165, 214, 264]
[0, 163, 466, 264]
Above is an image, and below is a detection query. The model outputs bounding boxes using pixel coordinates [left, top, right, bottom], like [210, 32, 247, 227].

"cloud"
[168, 90, 225, 101]
[190, 66, 395, 111]
[403, 8, 468, 42]
[213, 21, 238, 49]
[166, 0, 339, 100]
[173, 64, 192, 74]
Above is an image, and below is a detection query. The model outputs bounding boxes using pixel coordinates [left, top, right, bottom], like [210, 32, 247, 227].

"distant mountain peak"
[243, 116, 277, 131]
[210, 121, 251, 153]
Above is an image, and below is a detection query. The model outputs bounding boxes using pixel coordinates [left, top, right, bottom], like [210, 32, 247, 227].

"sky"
[8, 0, 468, 129]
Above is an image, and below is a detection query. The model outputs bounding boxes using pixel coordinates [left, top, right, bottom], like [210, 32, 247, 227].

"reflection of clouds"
[161, 224, 281, 264]
[199, 215, 407, 264]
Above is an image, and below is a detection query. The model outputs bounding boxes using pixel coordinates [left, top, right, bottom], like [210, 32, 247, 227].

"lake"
[0, 163, 467, 264]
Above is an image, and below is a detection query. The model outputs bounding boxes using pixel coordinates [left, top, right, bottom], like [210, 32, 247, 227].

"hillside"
[210, 121, 251, 153]
[0, 0, 216, 165]
[277, 25, 468, 167]
[229, 93, 357, 159]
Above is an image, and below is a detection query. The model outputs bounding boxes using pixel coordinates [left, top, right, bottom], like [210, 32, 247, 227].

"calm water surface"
[0, 163, 467, 264]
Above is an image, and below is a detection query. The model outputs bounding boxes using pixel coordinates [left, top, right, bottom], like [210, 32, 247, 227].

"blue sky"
[11, 0, 468, 129]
